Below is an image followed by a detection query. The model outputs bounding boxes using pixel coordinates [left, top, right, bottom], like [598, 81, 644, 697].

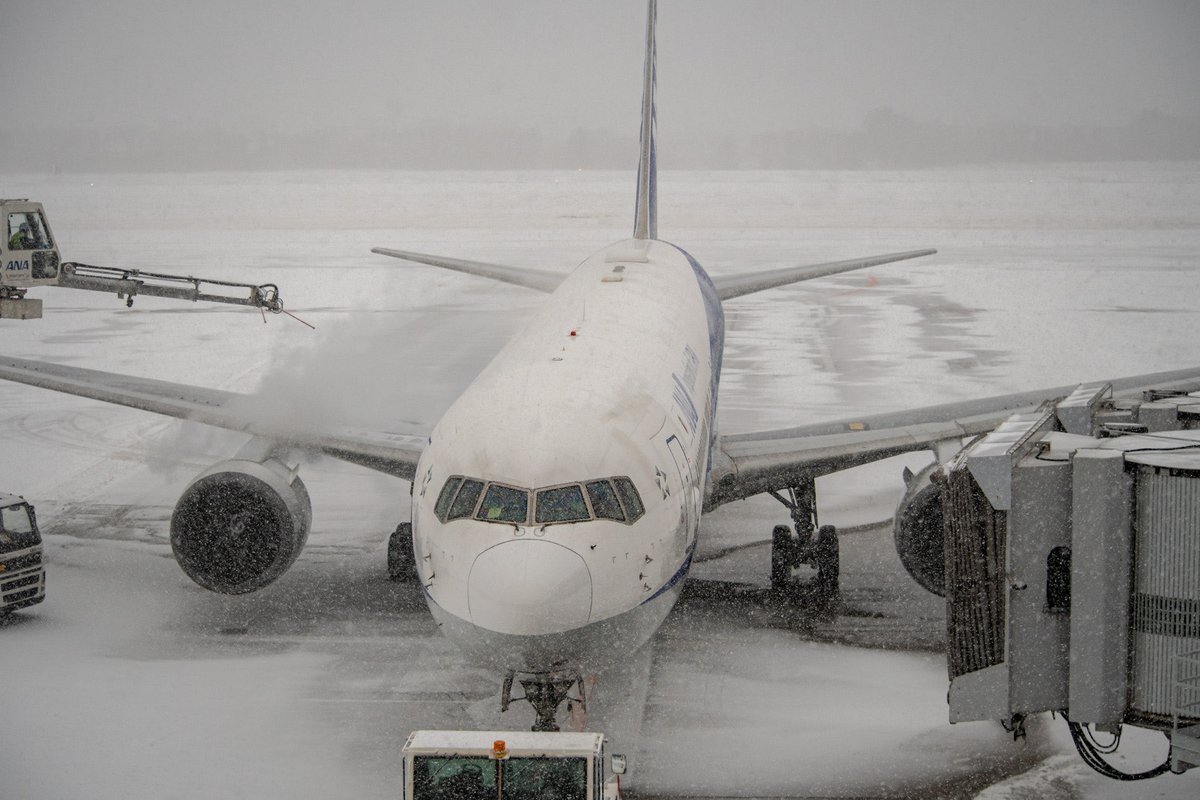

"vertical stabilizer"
[633, 0, 658, 240]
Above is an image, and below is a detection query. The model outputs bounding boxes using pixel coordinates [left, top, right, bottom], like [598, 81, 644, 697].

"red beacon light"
[492, 740, 508, 760]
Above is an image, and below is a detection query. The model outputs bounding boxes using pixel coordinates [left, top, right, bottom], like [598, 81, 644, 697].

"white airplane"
[2, 0, 1199, 731]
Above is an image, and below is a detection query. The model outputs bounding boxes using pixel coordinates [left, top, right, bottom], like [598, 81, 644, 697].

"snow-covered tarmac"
[1, 167, 1198, 798]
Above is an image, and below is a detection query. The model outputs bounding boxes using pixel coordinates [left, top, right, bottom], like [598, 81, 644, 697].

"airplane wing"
[372, 247, 566, 293]
[0, 355, 427, 480]
[710, 366, 1200, 506]
[712, 249, 936, 300]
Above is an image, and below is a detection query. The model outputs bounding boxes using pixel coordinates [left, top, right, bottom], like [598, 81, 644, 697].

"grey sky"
[3, 0, 1198, 167]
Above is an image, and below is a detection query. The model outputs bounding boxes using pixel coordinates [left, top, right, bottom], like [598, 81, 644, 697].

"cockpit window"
[434, 476, 464, 521]
[585, 480, 625, 522]
[613, 476, 645, 522]
[447, 479, 484, 520]
[433, 475, 646, 526]
[476, 483, 529, 524]
[535, 485, 590, 524]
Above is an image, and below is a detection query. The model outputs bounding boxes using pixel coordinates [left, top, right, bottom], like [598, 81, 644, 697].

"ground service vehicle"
[0, 494, 45, 615]
[2, 199, 285, 319]
[401, 730, 625, 800]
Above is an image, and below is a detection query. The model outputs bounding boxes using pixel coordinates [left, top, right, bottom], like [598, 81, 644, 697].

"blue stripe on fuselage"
[669, 243, 725, 476]
[641, 538, 697, 605]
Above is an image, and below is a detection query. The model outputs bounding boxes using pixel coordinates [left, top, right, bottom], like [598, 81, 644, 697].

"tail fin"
[632, 0, 657, 240]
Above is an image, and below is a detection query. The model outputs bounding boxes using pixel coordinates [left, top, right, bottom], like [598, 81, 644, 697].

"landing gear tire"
[387, 522, 416, 581]
[813, 524, 840, 614]
[770, 524, 798, 591]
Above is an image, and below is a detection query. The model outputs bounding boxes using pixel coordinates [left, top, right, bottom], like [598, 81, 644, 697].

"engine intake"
[170, 458, 311, 594]
[893, 463, 946, 597]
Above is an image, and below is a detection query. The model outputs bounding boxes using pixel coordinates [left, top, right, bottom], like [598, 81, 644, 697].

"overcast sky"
[3, 0, 1198, 165]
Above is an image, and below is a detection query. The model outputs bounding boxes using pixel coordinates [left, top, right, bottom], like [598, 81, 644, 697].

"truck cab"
[401, 730, 625, 800]
[0, 494, 46, 615]
[2, 200, 60, 288]
[2, 199, 60, 319]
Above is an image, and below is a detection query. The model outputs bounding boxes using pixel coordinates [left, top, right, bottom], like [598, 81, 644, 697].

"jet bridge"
[942, 382, 1200, 781]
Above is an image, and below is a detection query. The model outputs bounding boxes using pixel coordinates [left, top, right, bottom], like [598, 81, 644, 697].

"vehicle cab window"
[412, 757, 494, 800]
[0, 503, 39, 550]
[504, 757, 587, 800]
[7, 211, 52, 250]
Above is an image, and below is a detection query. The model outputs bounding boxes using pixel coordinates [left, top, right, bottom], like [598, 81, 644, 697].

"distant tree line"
[3, 109, 1198, 173]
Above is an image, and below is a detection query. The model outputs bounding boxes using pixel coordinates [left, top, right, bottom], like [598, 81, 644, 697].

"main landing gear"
[501, 671, 587, 732]
[768, 479, 839, 617]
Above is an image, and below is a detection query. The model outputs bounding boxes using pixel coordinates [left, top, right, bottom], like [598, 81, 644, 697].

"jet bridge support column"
[1068, 449, 1133, 727]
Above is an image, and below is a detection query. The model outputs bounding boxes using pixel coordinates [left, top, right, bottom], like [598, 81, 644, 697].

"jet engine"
[170, 458, 312, 595]
[893, 462, 945, 596]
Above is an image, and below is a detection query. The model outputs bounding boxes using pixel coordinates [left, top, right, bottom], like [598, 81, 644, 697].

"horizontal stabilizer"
[372, 248, 565, 293]
[712, 248, 936, 300]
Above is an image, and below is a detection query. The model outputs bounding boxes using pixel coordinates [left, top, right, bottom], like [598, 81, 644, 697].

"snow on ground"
[1, 166, 1199, 798]
[2, 542, 375, 800]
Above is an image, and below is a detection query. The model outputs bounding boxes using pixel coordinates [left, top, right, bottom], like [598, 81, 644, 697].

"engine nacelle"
[893, 462, 945, 597]
[170, 458, 312, 595]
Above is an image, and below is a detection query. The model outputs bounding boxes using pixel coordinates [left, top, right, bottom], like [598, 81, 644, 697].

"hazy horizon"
[3, 0, 1199, 171]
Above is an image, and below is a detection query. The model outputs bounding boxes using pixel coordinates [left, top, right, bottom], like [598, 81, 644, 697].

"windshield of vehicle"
[6, 211, 53, 250]
[0, 504, 39, 551]
[502, 757, 587, 800]
[410, 755, 587, 800]
[413, 756, 495, 800]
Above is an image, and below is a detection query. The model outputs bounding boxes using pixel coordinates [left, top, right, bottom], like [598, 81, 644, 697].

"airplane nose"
[468, 540, 592, 635]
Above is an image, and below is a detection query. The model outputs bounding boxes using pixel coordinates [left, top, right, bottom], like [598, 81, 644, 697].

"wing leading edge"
[712, 249, 936, 300]
[371, 248, 565, 293]
[710, 366, 1200, 507]
[0, 355, 427, 480]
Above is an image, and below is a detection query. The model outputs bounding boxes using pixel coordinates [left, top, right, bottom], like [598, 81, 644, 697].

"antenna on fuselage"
[632, 0, 658, 241]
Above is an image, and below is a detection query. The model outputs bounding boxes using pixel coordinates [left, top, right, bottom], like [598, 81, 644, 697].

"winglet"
[632, 0, 658, 241]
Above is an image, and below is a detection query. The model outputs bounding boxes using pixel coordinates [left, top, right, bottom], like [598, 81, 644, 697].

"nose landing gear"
[501, 670, 587, 732]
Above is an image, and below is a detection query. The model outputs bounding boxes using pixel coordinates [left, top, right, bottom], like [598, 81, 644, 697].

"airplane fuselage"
[411, 238, 723, 675]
